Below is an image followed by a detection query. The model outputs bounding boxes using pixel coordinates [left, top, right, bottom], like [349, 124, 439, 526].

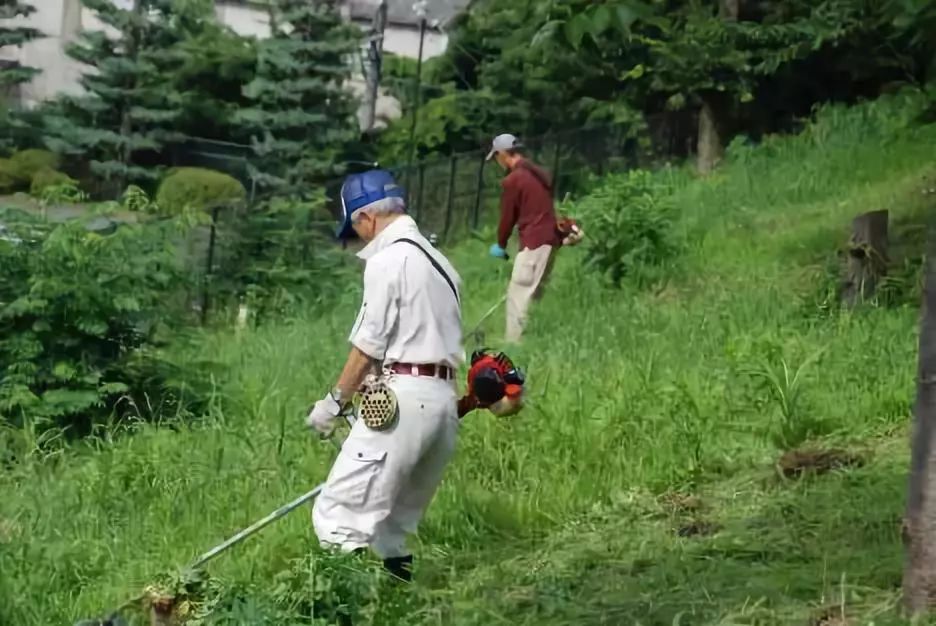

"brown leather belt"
[388, 362, 454, 380]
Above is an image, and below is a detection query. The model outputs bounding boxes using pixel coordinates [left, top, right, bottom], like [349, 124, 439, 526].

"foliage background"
[378, 0, 936, 167]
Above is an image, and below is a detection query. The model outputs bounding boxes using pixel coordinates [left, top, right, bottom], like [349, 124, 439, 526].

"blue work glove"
[489, 243, 507, 259]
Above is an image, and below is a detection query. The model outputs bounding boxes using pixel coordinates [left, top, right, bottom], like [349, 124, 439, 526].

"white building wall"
[383, 25, 447, 59]
[215, 3, 271, 39]
[0, 0, 84, 107]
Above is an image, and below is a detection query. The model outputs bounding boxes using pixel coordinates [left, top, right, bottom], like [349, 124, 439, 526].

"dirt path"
[0, 194, 139, 223]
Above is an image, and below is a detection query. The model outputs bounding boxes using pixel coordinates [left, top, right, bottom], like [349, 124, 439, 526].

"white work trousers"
[506, 244, 557, 343]
[312, 374, 459, 559]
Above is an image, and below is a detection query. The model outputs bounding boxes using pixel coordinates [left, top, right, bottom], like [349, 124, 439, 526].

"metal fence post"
[403, 165, 412, 208]
[472, 154, 486, 231]
[201, 205, 221, 325]
[442, 154, 457, 244]
[552, 134, 563, 200]
[415, 162, 425, 225]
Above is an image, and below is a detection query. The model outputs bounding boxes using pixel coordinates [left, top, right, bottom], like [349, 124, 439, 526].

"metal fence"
[172, 121, 651, 246]
[388, 123, 643, 244]
[166, 119, 692, 321]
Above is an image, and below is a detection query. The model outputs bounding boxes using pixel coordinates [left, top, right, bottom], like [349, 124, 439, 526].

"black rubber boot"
[382, 554, 413, 582]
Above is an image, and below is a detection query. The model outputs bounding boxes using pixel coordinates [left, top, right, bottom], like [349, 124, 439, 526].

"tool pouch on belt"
[358, 374, 399, 431]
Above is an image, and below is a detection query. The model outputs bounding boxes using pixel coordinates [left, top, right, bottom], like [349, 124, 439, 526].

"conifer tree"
[0, 0, 41, 94]
[236, 0, 361, 195]
[45, 0, 211, 190]
[0, 0, 42, 152]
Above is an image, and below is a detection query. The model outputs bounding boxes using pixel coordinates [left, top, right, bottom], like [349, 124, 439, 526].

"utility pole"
[405, 0, 428, 202]
[61, 0, 83, 45]
[362, 0, 388, 133]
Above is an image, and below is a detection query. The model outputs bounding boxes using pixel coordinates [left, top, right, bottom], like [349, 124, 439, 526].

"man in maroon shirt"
[486, 133, 560, 343]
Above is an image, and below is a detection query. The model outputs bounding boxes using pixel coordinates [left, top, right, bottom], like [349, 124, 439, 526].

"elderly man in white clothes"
[306, 168, 464, 583]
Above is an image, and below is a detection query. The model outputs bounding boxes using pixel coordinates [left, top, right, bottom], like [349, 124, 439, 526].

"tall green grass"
[2, 89, 936, 625]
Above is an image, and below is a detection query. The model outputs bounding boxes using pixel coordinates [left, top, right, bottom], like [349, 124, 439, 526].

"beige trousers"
[506, 244, 556, 343]
[312, 375, 459, 559]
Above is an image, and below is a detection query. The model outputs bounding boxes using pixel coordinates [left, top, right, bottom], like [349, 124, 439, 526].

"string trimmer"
[466, 294, 507, 348]
[77, 280, 510, 624]
[74, 411, 358, 626]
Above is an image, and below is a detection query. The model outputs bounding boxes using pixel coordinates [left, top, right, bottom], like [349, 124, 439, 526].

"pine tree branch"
[0, 1, 37, 20]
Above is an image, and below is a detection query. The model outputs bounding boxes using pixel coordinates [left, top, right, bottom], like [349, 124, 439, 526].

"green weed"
[745, 347, 829, 450]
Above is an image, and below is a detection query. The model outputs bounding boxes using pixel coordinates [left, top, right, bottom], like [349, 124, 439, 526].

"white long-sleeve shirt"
[348, 215, 465, 370]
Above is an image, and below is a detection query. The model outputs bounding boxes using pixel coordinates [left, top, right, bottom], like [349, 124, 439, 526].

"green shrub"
[156, 167, 247, 214]
[0, 196, 199, 437]
[10, 149, 60, 181]
[572, 169, 683, 287]
[0, 150, 62, 193]
[29, 168, 79, 197]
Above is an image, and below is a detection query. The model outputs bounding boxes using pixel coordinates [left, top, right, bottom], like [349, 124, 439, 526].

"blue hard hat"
[337, 169, 406, 239]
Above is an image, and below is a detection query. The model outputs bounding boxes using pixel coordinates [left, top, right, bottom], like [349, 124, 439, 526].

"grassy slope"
[2, 90, 936, 625]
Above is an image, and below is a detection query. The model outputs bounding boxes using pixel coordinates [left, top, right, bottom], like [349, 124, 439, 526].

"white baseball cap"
[486, 133, 522, 161]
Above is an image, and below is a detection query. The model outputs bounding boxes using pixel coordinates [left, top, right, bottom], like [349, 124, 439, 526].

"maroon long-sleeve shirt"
[497, 159, 560, 251]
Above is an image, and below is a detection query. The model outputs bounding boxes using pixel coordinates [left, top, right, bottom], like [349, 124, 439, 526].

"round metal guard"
[359, 383, 399, 431]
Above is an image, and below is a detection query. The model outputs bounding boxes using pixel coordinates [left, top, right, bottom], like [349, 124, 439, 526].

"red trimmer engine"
[459, 349, 525, 418]
[556, 216, 584, 246]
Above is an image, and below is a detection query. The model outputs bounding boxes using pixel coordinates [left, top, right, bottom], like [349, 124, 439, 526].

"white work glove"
[306, 392, 343, 439]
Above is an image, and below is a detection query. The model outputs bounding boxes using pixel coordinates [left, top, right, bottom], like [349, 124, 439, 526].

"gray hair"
[355, 196, 406, 218]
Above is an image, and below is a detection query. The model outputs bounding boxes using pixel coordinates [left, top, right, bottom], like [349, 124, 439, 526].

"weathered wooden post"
[842, 209, 889, 307]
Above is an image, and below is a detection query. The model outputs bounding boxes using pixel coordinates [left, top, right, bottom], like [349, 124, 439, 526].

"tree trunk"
[696, 0, 741, 175]
[720, 0, 741, 19]
[841, 210, 889, 307]
[903, 222, 936, 614]
[696, 95, 723, 175]
[696, 0, 740, 175]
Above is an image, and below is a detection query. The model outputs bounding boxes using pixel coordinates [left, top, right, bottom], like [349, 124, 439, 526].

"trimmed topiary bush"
[30, 168, 79, 197]
[10, 149, 60, 181]
[156, 167, 247, 214]
[0, 158, 23, 193]
[0, 150, 62, 193]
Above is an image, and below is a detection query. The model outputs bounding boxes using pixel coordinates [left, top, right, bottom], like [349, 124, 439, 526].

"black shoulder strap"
[393, 237, 459, 303]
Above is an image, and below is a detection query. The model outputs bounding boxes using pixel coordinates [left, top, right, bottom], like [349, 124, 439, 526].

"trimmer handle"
[328, 406, 357, 450]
